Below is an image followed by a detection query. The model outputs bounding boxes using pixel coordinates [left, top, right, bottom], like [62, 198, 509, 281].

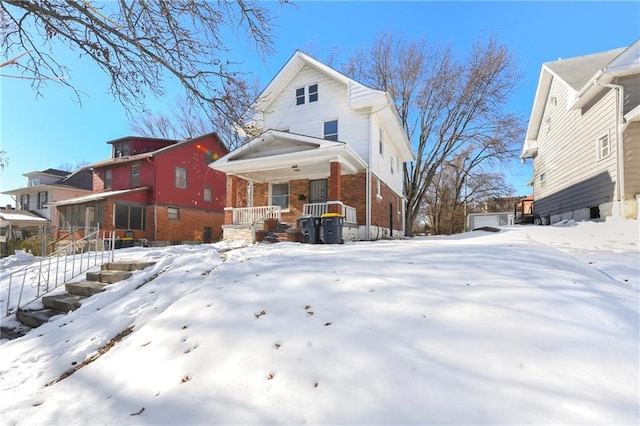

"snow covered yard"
[0, 220, 638, 425]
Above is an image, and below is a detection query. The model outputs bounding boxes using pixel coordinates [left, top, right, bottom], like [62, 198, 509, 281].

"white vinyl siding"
[532, 78, 618, 212]
[262, 65, 370, 161]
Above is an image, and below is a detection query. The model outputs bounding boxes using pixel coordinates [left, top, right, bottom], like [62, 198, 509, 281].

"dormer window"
[114, 142, 130, 158]
[296, 84, 319, 106]
[308, 84, 318, 102]
[296, 87, 305, 105]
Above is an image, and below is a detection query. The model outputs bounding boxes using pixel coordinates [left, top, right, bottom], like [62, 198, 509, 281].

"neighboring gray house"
[521, 39, 640, 222]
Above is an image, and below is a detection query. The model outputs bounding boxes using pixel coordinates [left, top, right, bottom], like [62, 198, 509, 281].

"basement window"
[168, 207, 179, 220]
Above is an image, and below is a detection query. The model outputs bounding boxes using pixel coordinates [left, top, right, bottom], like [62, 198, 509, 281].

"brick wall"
[154, 205, 224, 242]
[246, 172, 403, 232]
[370, 175, 403, 231]
[92, 171, 104, 192]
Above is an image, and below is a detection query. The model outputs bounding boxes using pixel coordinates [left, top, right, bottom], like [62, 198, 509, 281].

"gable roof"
[55, 169, 93, 190]
[522, 39, 640, 159]
[245, 51, 414, 162]
[86, 132, 227, 169]
[545, 48, 625, 92]
[23, 168, 69, 178]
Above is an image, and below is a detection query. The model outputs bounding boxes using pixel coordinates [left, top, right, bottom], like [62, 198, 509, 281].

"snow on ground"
[0, 219, 638, 425]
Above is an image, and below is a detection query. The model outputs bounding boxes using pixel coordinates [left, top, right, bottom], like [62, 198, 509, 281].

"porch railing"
[303, 202, 357, 224]
[2, 229, 116, 317]
[231, 205, 281, 225]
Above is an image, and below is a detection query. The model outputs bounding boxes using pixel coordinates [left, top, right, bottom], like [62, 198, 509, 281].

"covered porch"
[211, 130, 367, 241]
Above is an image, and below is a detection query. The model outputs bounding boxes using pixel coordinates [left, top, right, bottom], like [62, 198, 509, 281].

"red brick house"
[212, 51, 414, 241]
[51, 132, 228, 245]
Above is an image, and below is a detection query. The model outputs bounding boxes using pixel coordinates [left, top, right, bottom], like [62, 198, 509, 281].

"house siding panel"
[621, 75, 640, 114]
[624, 121, 640, 199]
[371, 116, 405, 196]
[533, 78, 618, 217]
[262, 65, 371, 162]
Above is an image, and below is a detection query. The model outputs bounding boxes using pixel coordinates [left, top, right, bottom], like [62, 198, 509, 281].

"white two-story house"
[2, 168, 93, 226]
[212, 50, 414, 241]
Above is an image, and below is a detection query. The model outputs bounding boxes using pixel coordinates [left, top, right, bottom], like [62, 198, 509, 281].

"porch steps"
[15, 261, 156, 331]
[16, 309, 63, 328]
[42, 294, 86, 312]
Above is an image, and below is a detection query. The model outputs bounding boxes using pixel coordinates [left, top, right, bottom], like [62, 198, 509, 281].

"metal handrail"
[2, 228, 116, 317]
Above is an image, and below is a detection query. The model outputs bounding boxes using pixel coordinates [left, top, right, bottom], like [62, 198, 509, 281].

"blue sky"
[1, 1, 639, 206]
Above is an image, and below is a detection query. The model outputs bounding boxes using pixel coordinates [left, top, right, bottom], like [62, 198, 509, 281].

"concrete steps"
[16, 261, 155, 330]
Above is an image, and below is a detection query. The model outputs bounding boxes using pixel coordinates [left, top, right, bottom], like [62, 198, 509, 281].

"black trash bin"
[321, 213, 344, 244]
[299, 216, 322, 244]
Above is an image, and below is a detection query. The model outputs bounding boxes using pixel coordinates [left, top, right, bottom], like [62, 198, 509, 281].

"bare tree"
[422, 160, 513, 235]
[0, 150, 8, 173]
[129, 78, 261, 151]
[57, 160, 90, 172]
[344, 33, 524, 236]
[1, 0, 284, 123]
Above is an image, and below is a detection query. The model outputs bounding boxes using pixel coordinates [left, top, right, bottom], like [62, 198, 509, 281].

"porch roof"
[211, 130, 368, 183]
[0, 210, 49, 227]
[47, 187, 150, 207]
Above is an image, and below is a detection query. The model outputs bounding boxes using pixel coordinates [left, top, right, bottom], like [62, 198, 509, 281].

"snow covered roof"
[0, 209, 49, 226]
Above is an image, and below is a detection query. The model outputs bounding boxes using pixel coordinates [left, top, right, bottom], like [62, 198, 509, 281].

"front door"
[309, 179, 327, 204]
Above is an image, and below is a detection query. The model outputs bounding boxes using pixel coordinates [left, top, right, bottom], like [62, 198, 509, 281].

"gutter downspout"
[366, 116, 372, 241]
[596, 80, 625, 217]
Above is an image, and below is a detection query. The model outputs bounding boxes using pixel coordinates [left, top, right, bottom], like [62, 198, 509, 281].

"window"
[376, 180, 382, 198]
[390, 157, 394, 174]
[28, 177, 39, 187]
[540, 172, 547, 189]
[175, 167, 187, 189]
[20, 194, 29, 210]
[204, 186, 213, 202]
[104, 169, 112, 190]
[271, 182, 289, 209]
[114, 142, 130, 158]
[296, 87, 305, 105]
[131, 164, 140, 186]
[597, 133, 610, 160]
[114, 203, 145, 230]
[379, 128, 384, 155]
[308, 84, 318, 102]
[37, 191, 48, 209]
[168, 207, 179, 220]
[296, 84, 318, 105]
[59, 205, 85, 228]
[324, 120, 338, 141]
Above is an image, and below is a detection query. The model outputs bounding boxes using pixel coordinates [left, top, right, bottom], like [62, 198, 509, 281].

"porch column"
[328, 161, 342, 214]
[224, 175, 240, 224]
